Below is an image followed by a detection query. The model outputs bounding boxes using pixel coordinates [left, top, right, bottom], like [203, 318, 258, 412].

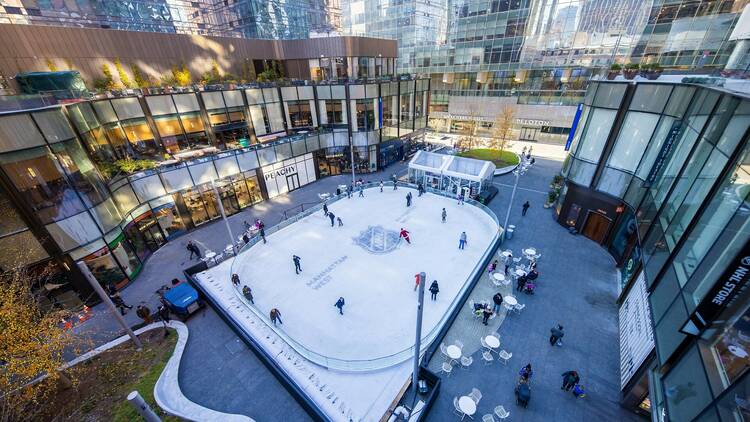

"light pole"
[412, 272, 426, 398]
[502, 157, 529, 240]
[211, 179, 237, 253]
[349, 135, 356, 185]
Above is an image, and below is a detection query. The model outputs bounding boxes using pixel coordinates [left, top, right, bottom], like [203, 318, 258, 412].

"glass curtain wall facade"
[0, 78, 429, 306]
[556, 79, 750, 420]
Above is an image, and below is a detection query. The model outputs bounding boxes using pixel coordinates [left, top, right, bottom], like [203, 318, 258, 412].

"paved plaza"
[72, 143, 639, 421]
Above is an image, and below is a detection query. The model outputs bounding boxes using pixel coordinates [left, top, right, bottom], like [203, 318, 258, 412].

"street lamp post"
[211, 179, 237, 253]
[412, 272, 426, 399]
[349, 135, 356, 185]
[502, 157, 528, 239]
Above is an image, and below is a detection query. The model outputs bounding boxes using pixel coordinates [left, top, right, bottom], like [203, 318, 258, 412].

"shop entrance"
[582, 211, 611, 244]
[286, 173, 301, 191]
[520, 127, 539, 142]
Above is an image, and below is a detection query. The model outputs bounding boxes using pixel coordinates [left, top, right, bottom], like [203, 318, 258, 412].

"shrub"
[609, 63, 622, 71]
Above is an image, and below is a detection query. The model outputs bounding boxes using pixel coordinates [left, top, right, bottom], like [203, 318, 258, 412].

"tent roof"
[408, 150, 495, 182]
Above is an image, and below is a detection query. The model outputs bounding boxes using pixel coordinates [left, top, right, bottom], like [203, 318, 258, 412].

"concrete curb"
[63, 321, 253, 422]
[493, 154, 521, 176]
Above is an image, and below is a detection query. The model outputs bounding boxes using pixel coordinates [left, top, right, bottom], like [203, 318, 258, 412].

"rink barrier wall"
[184, 262, 328, 422]
[222, 181, 503, 372]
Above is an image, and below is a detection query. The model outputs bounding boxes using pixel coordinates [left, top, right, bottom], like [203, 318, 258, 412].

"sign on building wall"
[564, 103, 584, 151]
[620, 271, 655, 389]
[644, 121, 683, 186]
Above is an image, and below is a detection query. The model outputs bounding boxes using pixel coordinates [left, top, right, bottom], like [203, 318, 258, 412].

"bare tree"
[491, 105, 515, 153]
[456, 107, 481, 151]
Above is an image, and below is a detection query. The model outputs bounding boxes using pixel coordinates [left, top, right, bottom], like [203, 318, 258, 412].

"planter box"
[606, 71, 620, 80]
[640, 70, 662, 80]
[623, 69, 639, 80]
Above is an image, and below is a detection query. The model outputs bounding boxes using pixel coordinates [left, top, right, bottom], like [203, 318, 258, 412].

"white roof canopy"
[408, 150, 496, 183]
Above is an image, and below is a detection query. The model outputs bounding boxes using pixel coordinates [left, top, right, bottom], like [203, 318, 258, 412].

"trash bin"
[505, 225, 516, 240]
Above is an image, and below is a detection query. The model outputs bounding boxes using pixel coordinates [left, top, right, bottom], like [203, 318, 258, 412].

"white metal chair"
[223, 244, 235, 256]
[534, 254, 541, 260]
[512, 257, 522, 264]
[480, 336, 491, 351]
[440, 342, 451, 360]
[454, 340, 464, 351]
[469, 388, 482, 404]
[514, 303, 526, 314]
[503, 302, 515, 313]
[482, 414, 495, 422]
[494, 405, 510, 420]
[441, 361, 453, 377]
[481, 350, 494, 365]
[460, 355, 473, 369]
[453, 397, 465, 418]
[497, 350, 512, 365]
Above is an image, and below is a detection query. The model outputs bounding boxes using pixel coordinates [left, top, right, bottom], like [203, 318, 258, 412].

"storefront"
[261, 153, 317, 198]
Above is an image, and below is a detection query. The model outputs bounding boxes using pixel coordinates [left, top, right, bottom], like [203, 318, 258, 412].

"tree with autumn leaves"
[0, 266, 82, 421]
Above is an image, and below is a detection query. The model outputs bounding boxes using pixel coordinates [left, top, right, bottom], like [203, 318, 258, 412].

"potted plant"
[544, 190, 558, 208]
[607, 63, 622, 80]
[640, 63, 663, 80]
[623, 63, 639, 80]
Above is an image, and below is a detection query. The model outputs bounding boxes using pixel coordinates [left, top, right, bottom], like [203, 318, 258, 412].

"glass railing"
[226, 181, 501, 371]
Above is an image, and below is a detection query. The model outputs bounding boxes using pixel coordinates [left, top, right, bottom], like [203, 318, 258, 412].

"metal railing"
[225, 181, 501, 371]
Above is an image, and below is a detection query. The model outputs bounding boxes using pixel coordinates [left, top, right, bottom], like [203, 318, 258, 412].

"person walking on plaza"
[561, 370, 580, 391]
[492, 292, 504, 313]
[136, 303, 153, 324]
[522, 200, 530, 216]
[358, 185, 364, 197]
[337, 217, 343, 227]
[323, 203, 329, 216]
[328, 212, 336, 227]
[400, 228, 411, 244]
[379, 180, 384, 192]
[550, 324, 565, 346]
[334, 297, 345, 315]
[232, 273, 241, 286]
[481, 306, 494, 325]
[458, 231, 467, 249]
[292, 255, 302, 274]
[242, 285, 254, 304]
[519, 363, 533, 382]
[270, 308, 282, 325]
[259, 226, 267, 244]
[110, 291, 132, 316]
[441, 208, 447, 223]
[187, 240, 201, 260]
[429, 280, 440, 300]
[504, 251, 513, 274]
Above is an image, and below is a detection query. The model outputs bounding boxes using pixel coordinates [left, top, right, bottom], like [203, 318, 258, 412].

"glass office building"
[555, 77, 750, 420]
[0, 78, 429, 310]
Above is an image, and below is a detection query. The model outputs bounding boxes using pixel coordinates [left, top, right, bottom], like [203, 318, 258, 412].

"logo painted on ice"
[353, 225, 401, 254]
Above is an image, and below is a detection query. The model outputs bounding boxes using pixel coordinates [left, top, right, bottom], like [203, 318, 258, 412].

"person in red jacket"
[400, 228, 411, 244]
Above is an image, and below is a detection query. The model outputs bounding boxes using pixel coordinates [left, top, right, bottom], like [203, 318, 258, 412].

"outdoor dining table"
[447, 345, 462, 360]
[458, 396, 477, 419]
[515, 268, 527, 278]
[523, 248, 537, 257]
[504, 295, 518, 306]
[493, 273, 505, 281]
[501, 250, 512, 258]
[485, 334, 500, 350]
[204, 251, 217, 264]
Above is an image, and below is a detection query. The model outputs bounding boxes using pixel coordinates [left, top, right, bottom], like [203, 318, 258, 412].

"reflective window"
[607, 112, 660, 173]
[662, 345, 713, 421]
[630, 84, 673, 113]
[49, 139, 109, 207]
[0, 114, 46, 153]
[32, 110, 75, 143]
[593, 83, 627, 109]
[0, 230, 48, 269]
[576, 108, 616, 163]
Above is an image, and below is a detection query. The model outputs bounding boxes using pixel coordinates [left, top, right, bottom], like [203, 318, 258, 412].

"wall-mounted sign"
[620, 272, 654, 389]
[263, 164, 297, 181]
[681, 237, 750, 336]
[515, 118, 550, 126]
[644, 121, 683, 187]
[565, 103, 584, 151]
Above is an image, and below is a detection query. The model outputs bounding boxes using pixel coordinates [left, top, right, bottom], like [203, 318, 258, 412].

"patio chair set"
[452, 388, 510, 421]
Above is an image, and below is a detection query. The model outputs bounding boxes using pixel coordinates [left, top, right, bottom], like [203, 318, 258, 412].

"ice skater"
[242, 285, 254, 304]
[405, 192, 412, 207]
[259, 226, 267, 244]
[392, 174, 398, 190]
[429, 280, 439, 300]
[232, 273, 240, 286]
[417, 183, 425, 197]
[459, 231, 467, 249]
[292, 255, 302, 274]
[358, 185, 364, 197]
[413, 273, 421, 291]
[328, 212, 336, 227]
[441, 208, 447, 223]
[457, 192, 464, 205]
[347, 184, 352, 198]
[334, 297, 345, 315]
[337, 216, 343, 227]
[270, 308, 282, 325]
[379, 181, 384, 192]
[323, 203, 329, 216]
[400, 228, 411, 244]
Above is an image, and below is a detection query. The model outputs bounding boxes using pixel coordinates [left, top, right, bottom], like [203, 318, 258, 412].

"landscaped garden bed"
[457, 148, 519, 168]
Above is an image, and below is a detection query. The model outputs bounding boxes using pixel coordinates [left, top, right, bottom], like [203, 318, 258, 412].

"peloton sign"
[681, 238, 750, 336]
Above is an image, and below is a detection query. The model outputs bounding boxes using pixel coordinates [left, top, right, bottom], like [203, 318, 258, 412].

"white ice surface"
[194, 187, 498, 421]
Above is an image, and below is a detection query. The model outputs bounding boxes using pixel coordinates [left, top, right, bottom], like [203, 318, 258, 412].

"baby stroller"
[523, 282, 536, 295]
[515, 379, 531, 408]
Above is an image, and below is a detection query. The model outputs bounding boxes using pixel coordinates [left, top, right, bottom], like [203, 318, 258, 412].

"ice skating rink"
[199, 187, 498, 364]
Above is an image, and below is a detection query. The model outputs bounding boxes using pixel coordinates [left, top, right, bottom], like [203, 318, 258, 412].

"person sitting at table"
[516, 274, 528, 292]
[481, 306, 494, 325]
[527, 269, 539, 281]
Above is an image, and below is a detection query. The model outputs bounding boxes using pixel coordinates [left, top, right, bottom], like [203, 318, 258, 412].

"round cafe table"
[515, 269, 527, 278]
[501, 250, 512, 258]
[485, 335, 500, 349]
[446, 345, 462, 360]
[504, 295, 518, 306]
[493, 273, 505, 281]
[204, 251, 217, 261]
[524, 248, 537, 256]
[458, 396, 477, 418]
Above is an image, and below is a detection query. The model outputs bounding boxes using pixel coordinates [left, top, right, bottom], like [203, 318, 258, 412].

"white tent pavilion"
[407, 150, 495, 198]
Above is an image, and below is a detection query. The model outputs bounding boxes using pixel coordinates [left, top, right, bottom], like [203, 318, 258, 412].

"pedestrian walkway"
[425, 156, 638, 421]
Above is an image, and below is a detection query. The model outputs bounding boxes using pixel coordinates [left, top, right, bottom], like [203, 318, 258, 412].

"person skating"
[337, 217, 343, 227]
[292, 255, 302, 274]
[346, 184, 352, 198]
[187, 240, 201, 260]
[458, 231, 467, 249]
[417, 183, 424, 197]
[231, 273, 241, 286]
[413, 273, 421, 291]
[270, 308, 282, 325]
[259, 226, 267, 244]
[429, 280, 440, 300]
[441, 208, 447, 223]
[492, 292, 504, 313]
[323, 203, 329, 216]
[242, 233, 250, 244]
[550, 324, 564, 346]
[334, 297, 345, 315]
[242, 285, 254, 304]
[405, 192, 412, 207]
[481, 306, 494, 325]
[522, 200, 530, 216]
[379, 181, 384, 192]
[457, 192, 464, 205]
[136, 303, 153, 324]
[110, 291, 132, 315]
[561, 370, 579, 391]
[400, 228, 411, 244]
[328, 212, 336, 227]
[358, 185, 364, 197]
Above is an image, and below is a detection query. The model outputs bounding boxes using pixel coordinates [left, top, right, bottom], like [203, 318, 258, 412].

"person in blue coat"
[334, 297, 345, 315]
